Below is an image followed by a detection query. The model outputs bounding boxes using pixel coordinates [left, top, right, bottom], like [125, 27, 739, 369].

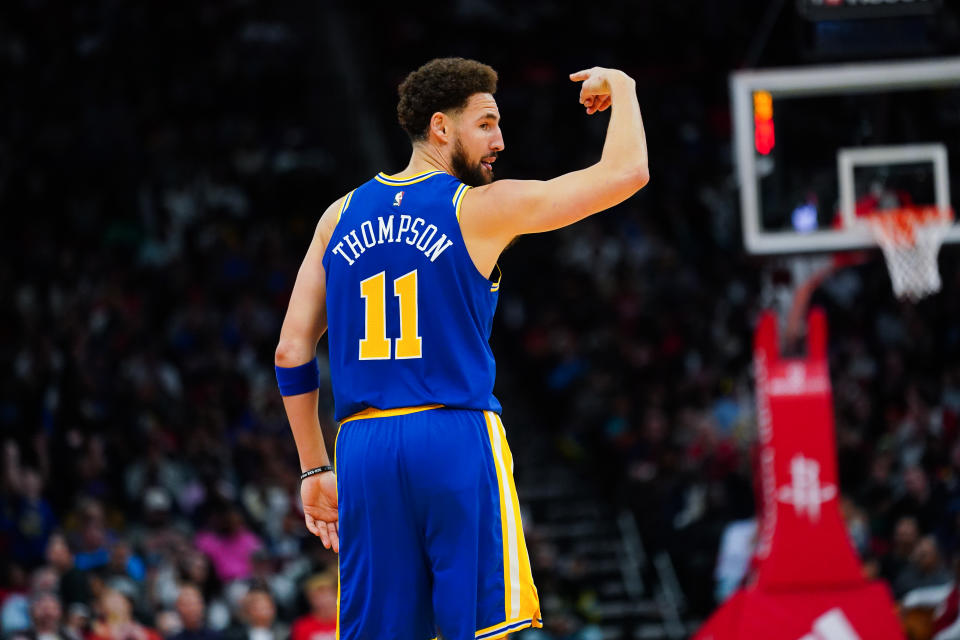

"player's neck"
[394, 144, 455, 178]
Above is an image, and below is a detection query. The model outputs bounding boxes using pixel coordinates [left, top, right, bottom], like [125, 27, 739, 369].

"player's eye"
[480, 123, 488, 130]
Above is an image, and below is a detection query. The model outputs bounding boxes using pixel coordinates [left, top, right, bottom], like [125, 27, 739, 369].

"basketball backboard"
[731, 57, 960, 255]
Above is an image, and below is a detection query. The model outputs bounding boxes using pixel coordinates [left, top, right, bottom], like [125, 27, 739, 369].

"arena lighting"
[792, 203, 819, 233]
[753, 90, 775, 155]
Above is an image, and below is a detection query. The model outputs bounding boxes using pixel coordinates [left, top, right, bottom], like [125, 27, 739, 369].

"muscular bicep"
[282, 237, 329, 342]
[461, 162, 647, 242]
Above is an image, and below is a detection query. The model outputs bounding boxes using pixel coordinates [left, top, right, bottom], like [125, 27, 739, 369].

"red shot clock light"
[753, 90, 775, 155]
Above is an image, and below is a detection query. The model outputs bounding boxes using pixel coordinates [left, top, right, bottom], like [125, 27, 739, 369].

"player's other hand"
[301, 471, 340, 553]
[570, 67, 626, 115]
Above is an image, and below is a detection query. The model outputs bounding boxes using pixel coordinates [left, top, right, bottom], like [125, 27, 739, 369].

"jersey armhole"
[490, 264, 502, 292]
[337, 189, 356, 223]
[451, 180, 501, 289]
[452, 183, 471, 223]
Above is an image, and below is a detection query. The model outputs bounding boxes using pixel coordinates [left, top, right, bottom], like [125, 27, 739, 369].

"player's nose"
[491, 131, 504, 153]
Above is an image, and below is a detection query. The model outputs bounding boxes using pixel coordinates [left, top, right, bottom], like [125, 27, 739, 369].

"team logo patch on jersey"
[394, 191, 404, 207]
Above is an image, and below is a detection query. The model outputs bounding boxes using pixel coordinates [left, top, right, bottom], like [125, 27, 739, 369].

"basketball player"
[275, 58, 648, 639]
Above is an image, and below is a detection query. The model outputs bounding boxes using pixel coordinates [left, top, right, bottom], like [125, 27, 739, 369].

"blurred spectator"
[154, 610, 182, 638]
[1, 565, 30, 635]
[2, 468, 58, 570]
[6, 590, 67, 640]
[71, 501, 115, 573]
[102, 541, 145, 604]
[894, 536, 953, 599]
[925, 556, 960, 639]
[62, 603, 90, 640]
[87, 589, 161, 640]
[290, 573, 336, 640]
[45, 534, 92, 608]
[223, 589, 285, 640]
[3, 568, 60, 635]
[881, 516, 920, 585]
[892, 466, 945, 534]
[840, 496, 870, 556]
[168, 584, 220, 640]
[713, 518, 756, 603]
[194, 508, 262, 584]
[243, 552, 296, 619]
[149, 552, 230, 633]
[857, 450, 895, 530]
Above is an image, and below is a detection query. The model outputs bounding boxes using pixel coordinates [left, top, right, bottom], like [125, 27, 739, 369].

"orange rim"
[863, 206, 954, 245]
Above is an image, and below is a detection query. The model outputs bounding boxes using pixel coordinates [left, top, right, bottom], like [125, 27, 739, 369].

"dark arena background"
[3, 1, 960, 639]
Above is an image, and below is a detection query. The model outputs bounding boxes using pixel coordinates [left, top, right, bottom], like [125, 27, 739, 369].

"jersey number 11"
[358, 270, 422, 360]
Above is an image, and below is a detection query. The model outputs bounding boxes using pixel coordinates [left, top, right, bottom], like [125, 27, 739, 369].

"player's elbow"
[600, 159, 649, 196]
[608, 164, 649, 202]
[627, 164, 649, 191]
[275, 338, 314, 368]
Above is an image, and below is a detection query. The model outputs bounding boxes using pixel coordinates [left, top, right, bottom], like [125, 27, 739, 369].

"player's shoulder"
[316, 190, 356, 246]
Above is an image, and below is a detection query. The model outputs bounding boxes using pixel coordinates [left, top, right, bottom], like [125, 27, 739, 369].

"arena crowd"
[2, 1, 960, 638]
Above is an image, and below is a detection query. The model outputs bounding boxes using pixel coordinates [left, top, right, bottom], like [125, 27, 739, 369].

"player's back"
[322, 170, 502, 421]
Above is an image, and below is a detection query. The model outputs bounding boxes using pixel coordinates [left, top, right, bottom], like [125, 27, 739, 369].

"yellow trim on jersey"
[490, 264, 502, 292]
[337, 190, 355, 223]
[483, 411, 541, 626]
[339, 403, 444, 425]
[451, 183, 468, 206]
[374, 170, 445, 186]
[454, 184, 472, 222]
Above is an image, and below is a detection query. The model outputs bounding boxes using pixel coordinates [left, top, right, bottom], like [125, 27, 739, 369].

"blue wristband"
[275, 359, 321, 396]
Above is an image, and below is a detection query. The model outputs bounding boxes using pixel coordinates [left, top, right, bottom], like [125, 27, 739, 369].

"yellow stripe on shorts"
[484, 411, 541, 625]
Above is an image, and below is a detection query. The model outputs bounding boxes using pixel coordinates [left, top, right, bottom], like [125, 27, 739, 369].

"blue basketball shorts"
[333, 406, 542, 640]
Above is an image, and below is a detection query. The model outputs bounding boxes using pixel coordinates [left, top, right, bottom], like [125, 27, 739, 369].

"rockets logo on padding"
[777, 455, 837, 522]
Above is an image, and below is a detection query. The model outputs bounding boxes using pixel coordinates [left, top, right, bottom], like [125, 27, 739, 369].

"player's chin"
[480, 164, 495, 184]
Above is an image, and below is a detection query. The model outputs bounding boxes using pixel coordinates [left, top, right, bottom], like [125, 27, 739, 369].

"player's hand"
[570, 67, 622, 115]
[301, 471, 339, 553]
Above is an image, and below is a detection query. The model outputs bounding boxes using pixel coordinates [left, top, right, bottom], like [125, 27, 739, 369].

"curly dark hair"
[397, 57, 498, 142]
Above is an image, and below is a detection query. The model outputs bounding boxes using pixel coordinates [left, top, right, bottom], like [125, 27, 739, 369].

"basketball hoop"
[864, 206, 954, 301]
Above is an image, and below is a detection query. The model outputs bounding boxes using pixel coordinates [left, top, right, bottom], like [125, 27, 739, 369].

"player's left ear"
[429, 112, 451, 143]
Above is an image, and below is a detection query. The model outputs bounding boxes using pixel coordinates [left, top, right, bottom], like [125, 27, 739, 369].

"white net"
[865, 207, 954, 301]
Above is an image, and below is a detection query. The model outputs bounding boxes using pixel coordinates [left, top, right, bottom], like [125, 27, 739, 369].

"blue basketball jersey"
[322, 170, 502, 421]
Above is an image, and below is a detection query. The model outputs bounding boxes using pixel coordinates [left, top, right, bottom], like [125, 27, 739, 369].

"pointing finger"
[569, 69, 591, 82]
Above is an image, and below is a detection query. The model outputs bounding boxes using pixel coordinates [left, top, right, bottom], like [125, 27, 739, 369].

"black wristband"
[300, 465, 334, 481]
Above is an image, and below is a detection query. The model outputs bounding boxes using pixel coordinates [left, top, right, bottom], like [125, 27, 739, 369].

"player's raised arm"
[460, 67, 648, 247]
[274, 197, 342, 551]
